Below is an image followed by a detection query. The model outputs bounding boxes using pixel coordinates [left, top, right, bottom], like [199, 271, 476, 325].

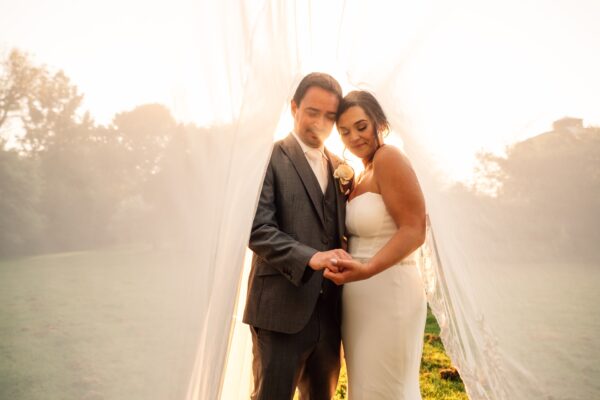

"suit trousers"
[250, 282, 341, 400]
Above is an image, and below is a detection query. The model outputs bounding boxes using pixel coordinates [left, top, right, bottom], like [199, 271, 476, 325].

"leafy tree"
[0, 48, 111, 254]
[0, 49, 41, 134]
[472, 122, 600, 262]
[112, 103, 177, 184]
[0, 48, 219, 256]
[140, 123, 205, 246]
[0, 48, 84, 154]
[20, 69, 85, 153]
[0, 149, 43, 255]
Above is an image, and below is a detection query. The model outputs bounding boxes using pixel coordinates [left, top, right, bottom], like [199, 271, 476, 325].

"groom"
[243, 72, 351, 399]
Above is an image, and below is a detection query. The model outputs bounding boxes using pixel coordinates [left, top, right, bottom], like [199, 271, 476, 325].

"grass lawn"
[327, 309, 468, 400]
[0, 247, 202, 400]
[418, 310, 468, 400]
[1, 248, 468, 399]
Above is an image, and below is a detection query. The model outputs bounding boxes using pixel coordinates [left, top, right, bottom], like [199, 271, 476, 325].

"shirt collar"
[291, 131, 328, 160]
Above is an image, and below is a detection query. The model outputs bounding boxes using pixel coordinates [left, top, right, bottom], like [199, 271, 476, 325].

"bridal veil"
[1, 0, 598, 399]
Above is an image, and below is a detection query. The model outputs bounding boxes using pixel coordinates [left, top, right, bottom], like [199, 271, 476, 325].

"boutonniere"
[333, 162, 354, 195]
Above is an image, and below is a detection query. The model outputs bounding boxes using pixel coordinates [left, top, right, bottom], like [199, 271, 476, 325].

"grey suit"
[244, 133, 347, 399]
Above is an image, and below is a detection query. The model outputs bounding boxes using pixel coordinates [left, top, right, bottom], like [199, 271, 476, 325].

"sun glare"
[3, 0, 599, 182]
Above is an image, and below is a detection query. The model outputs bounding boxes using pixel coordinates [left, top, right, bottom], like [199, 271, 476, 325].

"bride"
[324, 91, 428, 399]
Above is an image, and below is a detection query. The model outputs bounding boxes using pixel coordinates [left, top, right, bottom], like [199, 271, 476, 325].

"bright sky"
[2, 0, 599, 181]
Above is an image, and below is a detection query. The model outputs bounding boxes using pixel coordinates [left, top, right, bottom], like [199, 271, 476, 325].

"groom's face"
[291, 86, 339, 148]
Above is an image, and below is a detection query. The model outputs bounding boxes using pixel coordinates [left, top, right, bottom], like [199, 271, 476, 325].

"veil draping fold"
[206, 1, 600, 399]
[2, 1, 598, 399]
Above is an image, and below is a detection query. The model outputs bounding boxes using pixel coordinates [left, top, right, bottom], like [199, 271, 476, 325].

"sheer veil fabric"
[210, 1, 600, 399]
[2, 1, 599, 400]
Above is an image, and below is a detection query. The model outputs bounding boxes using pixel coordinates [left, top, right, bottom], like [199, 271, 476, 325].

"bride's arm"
[325, 145, 425, 284]
[368, 145, 426, 275]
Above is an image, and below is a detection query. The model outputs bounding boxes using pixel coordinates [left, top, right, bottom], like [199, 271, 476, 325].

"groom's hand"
[308, 249, 352, 272]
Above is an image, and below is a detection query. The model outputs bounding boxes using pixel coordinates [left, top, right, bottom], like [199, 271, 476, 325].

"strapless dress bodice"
[346, 192, 416, 263]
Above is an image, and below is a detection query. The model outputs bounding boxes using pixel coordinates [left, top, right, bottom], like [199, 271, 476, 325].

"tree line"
[448, 118, 600, 263]
[1, 48, 598, 262]
[0, 49, 207, 257]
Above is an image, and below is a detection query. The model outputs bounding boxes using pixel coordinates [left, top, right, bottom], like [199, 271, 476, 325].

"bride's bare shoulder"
[373, 145, 412, 172]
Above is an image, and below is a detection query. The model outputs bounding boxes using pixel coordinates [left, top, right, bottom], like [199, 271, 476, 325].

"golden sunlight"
[3, 0, 599, 182]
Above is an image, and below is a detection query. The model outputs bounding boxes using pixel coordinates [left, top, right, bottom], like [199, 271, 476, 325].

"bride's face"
[337, 106, 380, 160]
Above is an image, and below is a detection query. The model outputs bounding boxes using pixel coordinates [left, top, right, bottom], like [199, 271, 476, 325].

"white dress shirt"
[291, 131, 329, 193]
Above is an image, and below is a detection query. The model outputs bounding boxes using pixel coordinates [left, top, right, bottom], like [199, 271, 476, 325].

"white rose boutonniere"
[333, 162, 354, 195]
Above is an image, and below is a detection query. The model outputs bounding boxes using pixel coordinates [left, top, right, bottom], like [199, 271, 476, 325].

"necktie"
[306, 149, 328, 193]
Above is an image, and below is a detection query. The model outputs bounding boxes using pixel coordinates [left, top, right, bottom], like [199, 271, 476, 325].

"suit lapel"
[325, 148, 347, 243]
[281, 134, 325, 227]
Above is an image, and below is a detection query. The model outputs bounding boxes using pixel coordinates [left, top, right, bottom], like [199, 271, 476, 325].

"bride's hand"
[323, 259, 373, 285]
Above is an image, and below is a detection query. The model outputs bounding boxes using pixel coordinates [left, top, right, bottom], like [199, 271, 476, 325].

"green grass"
[0, 247, 202, 400]
[419, 310, 468, 400]
[1, 248, 468, 400]
[326, 309, 467, 400]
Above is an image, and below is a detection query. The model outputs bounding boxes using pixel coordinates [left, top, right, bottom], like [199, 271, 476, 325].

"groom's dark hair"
[292, 72, 343, 106]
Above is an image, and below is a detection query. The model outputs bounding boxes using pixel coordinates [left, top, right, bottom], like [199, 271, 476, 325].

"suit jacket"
[243, 133, 347, 334]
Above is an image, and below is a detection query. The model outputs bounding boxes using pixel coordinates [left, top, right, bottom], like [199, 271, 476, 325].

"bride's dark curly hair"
[337, 90, 390, 160]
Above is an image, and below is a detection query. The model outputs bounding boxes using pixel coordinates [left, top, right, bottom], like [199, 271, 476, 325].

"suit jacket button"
[320, 289, 324, 294]
[321, 237, 329, 244]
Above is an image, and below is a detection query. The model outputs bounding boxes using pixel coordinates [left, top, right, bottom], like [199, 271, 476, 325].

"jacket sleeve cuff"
[287, 244, 318, 287]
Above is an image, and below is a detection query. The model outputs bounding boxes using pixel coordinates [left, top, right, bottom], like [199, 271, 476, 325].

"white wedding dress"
[342, 192, 427, 400]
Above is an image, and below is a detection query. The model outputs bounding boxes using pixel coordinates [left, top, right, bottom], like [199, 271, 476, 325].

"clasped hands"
[308, 249, 371, 285]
